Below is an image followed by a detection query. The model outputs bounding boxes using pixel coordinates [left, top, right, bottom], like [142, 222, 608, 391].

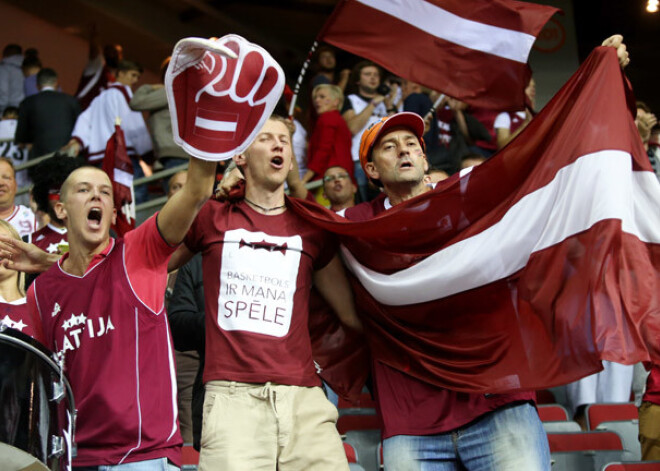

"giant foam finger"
[165, 34, 285, 161]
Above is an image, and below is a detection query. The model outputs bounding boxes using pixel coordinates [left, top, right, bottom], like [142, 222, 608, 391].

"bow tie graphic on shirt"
[238, 239, 288, 255]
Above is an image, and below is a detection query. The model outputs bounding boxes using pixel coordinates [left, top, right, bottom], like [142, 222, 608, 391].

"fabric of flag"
[320, 0, 558, 110]
[292, 47, 660, 394]
[102, 124, 135, 237]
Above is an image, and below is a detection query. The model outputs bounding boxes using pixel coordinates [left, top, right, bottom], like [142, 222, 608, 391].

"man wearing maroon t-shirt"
[175, 116, 360, 471]
[336, 111, 550, 470]
[3, 155, 216, 470]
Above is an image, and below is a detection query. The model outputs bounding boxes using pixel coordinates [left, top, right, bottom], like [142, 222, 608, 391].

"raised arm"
[0, 236, 60, 273]
[343, 95, 385, 135]
[157, 156, 216, 245]
[313, 254, 363, 332]
[602, 34, 630, 68]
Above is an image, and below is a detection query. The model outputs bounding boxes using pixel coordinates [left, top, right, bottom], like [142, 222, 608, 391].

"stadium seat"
[181, 444, 200, 471]
[378, 441, 384, 469]
[602, 461, 660, 470]
[538, 404, 570, 422]
[337, 413, 383, 434]
[586, 403, 638, 430]
[543, 420, 582, 433]
[344, 441, 358, 463]
[548, 431, 624, 471]
[596, 420, 642, 461]
[344, 429, 381, 471]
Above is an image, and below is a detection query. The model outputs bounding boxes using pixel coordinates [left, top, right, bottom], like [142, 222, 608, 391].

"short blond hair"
[312, 84, 344, 110]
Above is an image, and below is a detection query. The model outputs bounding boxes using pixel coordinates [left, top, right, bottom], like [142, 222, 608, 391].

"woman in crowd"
[302, 84, 354, 202]
[0, 220, 33, 337]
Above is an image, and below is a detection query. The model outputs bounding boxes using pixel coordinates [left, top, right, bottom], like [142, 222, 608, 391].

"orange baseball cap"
[358, 112, 426, 172]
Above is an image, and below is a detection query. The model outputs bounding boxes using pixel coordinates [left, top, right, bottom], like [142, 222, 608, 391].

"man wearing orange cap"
[339, 111, 549, 470]
[335, 34, 631, 471]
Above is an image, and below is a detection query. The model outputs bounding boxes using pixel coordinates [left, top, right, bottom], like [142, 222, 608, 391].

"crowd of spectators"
[0, 33, 659, 471]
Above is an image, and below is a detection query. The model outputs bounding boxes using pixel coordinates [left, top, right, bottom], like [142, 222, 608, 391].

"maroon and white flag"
[102, 124, 135, 237]
[292, 47, 660, 393]
[320, 0, 558, 110]
[165, 34, 285, 161]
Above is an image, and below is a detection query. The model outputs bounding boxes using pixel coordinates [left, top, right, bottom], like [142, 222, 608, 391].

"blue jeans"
[383, 403, 550, 471]
[74, 457, 179, 471]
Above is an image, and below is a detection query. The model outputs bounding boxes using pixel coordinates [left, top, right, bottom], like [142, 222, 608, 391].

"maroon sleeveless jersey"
[0, 300, 40, 339]
[31, 231, 181, 466]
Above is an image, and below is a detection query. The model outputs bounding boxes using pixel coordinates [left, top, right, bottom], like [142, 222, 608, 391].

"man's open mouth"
[87, 208, 102, 227]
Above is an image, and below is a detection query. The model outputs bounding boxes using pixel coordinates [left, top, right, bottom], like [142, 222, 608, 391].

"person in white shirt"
[65, 60, 153, 202]
[0, 157, 36, 237]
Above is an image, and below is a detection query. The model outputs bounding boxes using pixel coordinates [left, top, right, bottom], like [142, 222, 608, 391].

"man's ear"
[423, 154, 429, 174]
[111, 207, 117, 226]
[364, 161, 380, 181]
[233, 153, 246, 168]
[54, 201, 67, 222]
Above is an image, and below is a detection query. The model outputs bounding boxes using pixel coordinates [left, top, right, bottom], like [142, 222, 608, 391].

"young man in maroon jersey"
[2, 154, 216, 470]
[172, 116, 360, 471]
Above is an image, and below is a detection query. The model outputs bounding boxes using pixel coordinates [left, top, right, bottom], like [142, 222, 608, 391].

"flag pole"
[424, 94, 445, 121]
[287, 0, 348, 119]
[288, 40, 319, 119]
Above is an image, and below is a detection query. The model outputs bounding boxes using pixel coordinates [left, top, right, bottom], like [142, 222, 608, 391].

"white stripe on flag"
[357, 0, 536, 63]
[194, 117, 238, 132]
[342, 150, 660, 306]
[113, 168, 133, 188]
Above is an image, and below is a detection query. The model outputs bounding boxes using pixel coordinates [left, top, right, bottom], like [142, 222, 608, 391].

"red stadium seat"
[586, 402, 639, 430]
[182, 444, 200, 470]
[538, 404, 569, 422]
[337, 414, 383, 434]
[344, 441, 358, 463]
[378, 441, 384, 469]
[547, 431, 623, 452]
[549, 431, 625, 471]
[602, 462, 660, 470]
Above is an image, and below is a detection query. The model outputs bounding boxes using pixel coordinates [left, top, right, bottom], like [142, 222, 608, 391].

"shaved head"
[60, 166, 112, 203]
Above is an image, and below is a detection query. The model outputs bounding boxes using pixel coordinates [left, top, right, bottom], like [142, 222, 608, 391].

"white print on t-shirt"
[0, 314, 27, 331]
[57, 311, 115, 354]
[219, 228, 302, 337]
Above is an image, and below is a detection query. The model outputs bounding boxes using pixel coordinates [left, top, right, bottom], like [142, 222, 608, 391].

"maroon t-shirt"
[28, 215, 182, 467]
[26, 224, 68, 254]
[343, 194, 536, 439]
[185, 199, 336, 386]
[0, 299, 41, 339]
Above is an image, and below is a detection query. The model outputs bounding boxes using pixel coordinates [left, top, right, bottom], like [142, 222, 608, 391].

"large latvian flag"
[102, 124, 135, 237]
[293, 47, 660, 394]
[320, 0, 558, 110]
